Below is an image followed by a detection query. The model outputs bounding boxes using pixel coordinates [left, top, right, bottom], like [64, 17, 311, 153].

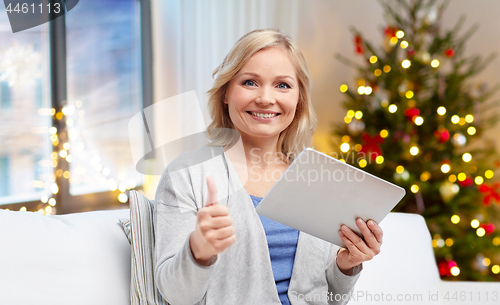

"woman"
[154, 28, 383, 305]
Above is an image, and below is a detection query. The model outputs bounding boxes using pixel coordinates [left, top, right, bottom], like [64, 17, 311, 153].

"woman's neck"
[239, 134, 286, 171]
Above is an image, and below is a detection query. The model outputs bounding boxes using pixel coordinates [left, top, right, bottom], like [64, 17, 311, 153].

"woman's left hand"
[336, 218, 383, 275]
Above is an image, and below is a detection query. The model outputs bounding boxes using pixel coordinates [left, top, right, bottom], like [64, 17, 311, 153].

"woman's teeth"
[249, 112, 279, 118]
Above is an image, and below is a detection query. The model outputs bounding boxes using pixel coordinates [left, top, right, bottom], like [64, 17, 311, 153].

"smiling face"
[224, 46, 300, 144]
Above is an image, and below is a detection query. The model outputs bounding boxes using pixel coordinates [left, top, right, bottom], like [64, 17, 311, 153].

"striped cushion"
[123, 190, 169, 305]
[118, 218, 131, 242]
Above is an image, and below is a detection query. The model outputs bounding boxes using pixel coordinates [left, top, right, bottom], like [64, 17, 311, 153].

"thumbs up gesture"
[189, 176, 236, 266]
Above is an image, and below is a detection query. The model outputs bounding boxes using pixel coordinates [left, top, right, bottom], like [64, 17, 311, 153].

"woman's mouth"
[246, 111, 281, 122]
[247, 111, 280, 118]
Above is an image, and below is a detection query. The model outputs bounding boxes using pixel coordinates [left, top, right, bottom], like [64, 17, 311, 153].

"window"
[0, 0, 151, 213]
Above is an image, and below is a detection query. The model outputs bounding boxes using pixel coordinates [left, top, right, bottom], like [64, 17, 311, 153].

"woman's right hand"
[189, 176, 236, 266]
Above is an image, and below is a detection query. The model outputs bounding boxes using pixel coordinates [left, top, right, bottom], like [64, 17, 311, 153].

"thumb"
[205, 176, 218, 207]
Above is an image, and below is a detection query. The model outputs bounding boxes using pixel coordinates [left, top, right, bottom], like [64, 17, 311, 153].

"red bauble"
[438, 260, 457, 277]
[434, 129, 450, 143]
[407, 48, 415, 57]
[405, 108, 420, 120]
[479, 182, 500, 205]
[480, 223, 495, 234]
[354, 35, 364, 54]
[384, 26, 397, 38]
[444, 48, 455, 57]
[438, 261, 449, 276]
[360, 133, 384, 161]
[458, 176, 473, 187]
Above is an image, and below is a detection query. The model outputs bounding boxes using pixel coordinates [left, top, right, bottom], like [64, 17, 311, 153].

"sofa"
[0, 206, 498, 305]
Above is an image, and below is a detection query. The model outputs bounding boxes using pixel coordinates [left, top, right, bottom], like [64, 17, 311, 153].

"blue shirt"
[249, 194, 300, 305]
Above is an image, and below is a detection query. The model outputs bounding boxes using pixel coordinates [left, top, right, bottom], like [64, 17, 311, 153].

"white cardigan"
[153, 145, 362, 305]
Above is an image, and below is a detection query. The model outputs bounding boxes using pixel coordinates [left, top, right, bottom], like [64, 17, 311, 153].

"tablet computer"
[255, 148, 406, 247]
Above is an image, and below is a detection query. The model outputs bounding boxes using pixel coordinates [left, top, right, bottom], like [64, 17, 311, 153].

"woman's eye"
[243, 80, 256, 87]
[278, 83, 291, 89]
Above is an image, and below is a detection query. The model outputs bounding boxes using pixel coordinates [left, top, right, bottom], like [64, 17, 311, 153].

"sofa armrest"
[441, 280, 500, 305]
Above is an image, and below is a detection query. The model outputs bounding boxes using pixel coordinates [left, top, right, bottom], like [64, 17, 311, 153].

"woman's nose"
[256, 86, 275, 105]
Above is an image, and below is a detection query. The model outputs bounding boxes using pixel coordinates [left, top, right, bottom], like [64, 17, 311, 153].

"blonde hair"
[206, 28, 317, 163]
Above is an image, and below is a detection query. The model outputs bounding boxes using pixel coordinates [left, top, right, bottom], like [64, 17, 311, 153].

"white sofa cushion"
[349, 212, 443, 305]
[0, 208, 131, 305]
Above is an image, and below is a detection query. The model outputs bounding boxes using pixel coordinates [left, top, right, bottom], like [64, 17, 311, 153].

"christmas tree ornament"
[452, 132, 467, 147]
[347, 120, 365, 135]
[480, 223, 495, 235]
[458, 176, 473, 187]
[444, 47, 455, 57]
[440, 181, 459, 202]
[405, 108, 420, 121]
[360, 132, 384, 161]
[479, 182, 500, 206]
[354, 35, 363, 54]
[434, 128, 450, 143]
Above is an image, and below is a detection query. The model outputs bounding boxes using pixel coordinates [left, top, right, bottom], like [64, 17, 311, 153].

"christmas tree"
[333, 0, 500, 281]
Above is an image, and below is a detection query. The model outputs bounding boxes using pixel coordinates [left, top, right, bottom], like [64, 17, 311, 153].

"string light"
[359, 159, 367, 168]
[441, 164, 451, 173]
[465, 114, 474, 123]
[451, 115, 460, 124]
[462, 153, 472, 162]
[380, 129, 389, 138]
[410, 146, 419, 155]
[369, 56, 378, 63]
[493, 237, 500, 246]
[374, 69, 382, 76]
[358, 86, 366, 95]
[475, 176, 484, 185]
[411, 184, 419, 193]
[450, 266, 460, 276]
[485, 170, 494, 179]
[396, 30, 405, 38]
[342, 135, 350, 142]
[383, 65, 391, 73]
[388, 104, 398, 113]
[437, 106, 446, 115]
[118, 193, 128, 203]
[471, 219, 480, 228]
[390, 36, 398, 45]
[451, 215, 460, 224]
[449, 174, 457, 183]
[414, 116, 424, 125]
[492, 265, 500, 274]
[396, 165, 404, 174]
[477, 228, 486, 237]
[402, 59, 411, 68]
[420, 172, 430, 181]
[340, 84, 348, 92]
[483, 258, 491, 266]
[376, 155, 384, 164]
[355, 111, 363, 119]
[340, 143, 350, 152]
[431, 59, 440, 68]
[467, 126, 476, 135]
[400, 41, 408, 49]
[405, 91, 414, 99]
